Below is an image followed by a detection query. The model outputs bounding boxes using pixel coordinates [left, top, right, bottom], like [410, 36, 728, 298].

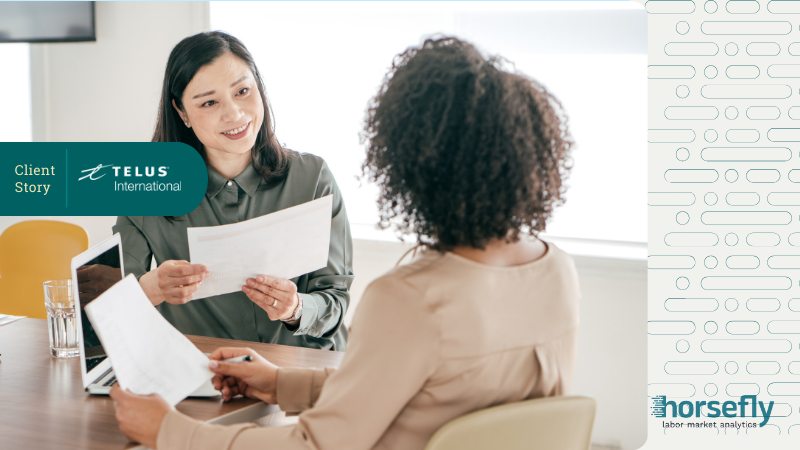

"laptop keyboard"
[86, 356, 107, 372]
[103, 376, 117, 387]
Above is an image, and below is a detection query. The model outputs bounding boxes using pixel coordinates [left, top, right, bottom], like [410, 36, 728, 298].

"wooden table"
[0, 319, 344, 450]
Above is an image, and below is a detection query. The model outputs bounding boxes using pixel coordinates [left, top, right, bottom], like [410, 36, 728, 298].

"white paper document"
[188, 195, 332, 300]
[84, 275, 213, 405]
[0, 314, 25, 326]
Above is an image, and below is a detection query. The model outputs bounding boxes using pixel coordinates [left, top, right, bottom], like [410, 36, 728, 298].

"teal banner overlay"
[1, 143, 207, 216]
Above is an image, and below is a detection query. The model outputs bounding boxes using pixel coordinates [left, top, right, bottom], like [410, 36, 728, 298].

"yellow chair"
[425, 396, 597, 450]
[0, 221, 89, 319]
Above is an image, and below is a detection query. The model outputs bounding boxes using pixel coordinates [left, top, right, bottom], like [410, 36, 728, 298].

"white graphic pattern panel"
[647, 0, 800, 447]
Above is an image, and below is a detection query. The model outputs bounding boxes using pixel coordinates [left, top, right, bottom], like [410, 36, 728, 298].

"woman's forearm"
[139, 269, 166, 306]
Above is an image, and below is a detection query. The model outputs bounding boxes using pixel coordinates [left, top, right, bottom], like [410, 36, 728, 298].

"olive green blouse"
[112, 151, 353, 351]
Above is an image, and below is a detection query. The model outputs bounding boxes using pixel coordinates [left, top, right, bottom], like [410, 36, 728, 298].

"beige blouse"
[156, 242, 581, 450]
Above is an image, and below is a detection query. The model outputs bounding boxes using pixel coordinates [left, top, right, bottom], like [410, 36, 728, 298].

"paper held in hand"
[187, 195, 333, 300]
[84, 274, 213, 406]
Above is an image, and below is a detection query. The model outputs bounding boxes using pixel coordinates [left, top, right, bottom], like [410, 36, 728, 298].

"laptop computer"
[71, 233, 218, 397]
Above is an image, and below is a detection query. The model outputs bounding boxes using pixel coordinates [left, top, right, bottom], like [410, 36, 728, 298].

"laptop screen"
[76, 243, 122, 374]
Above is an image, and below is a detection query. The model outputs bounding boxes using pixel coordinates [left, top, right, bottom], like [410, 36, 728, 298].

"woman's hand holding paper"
[109, 386, 173, 449]
[208, 347, 279, 403]
[139, 260, 209, 306]
[242, 275, 300, 323]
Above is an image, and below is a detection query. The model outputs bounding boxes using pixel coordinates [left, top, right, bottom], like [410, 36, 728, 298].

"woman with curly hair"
[109, 36, 580, 450]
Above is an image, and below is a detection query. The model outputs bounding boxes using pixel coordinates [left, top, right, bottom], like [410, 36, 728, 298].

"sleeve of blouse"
[156, 274, 440, 450]
[274, 366, 337, 413]
[112, 216, 153, 280]
[292, 161, 355, 341]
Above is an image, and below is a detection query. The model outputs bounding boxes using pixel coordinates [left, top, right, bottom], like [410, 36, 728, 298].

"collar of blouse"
[206, 161, 262, 199]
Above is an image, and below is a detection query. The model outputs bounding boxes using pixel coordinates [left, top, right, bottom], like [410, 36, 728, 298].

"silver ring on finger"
[271, 298, 278, 308]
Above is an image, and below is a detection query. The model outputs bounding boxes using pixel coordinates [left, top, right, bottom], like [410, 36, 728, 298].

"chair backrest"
[425, 396, 597, 450]
[0, 221, 89, 319]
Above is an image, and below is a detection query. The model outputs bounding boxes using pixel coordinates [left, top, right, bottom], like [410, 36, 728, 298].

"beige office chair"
[424, 396, 597, 450]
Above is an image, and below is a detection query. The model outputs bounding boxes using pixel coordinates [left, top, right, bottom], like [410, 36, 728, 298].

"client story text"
[14, 164, 54, 196]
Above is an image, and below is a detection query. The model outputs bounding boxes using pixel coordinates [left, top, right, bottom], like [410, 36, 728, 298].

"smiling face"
[174, 52, 264, 167]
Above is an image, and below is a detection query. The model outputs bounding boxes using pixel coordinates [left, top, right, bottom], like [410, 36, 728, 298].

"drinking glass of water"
[44, 279, 79, 358]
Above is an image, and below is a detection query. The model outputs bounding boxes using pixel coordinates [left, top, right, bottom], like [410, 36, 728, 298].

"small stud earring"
[185, 122, 190, 127]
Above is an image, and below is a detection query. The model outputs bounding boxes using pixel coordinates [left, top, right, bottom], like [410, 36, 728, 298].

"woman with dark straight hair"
[151, 31, 290, 188]
[110, 36, 580, 450]
[113, 31, 354, 351]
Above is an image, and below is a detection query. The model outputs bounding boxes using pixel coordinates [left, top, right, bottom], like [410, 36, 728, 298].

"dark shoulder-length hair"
[361, 36, 573, 251]
[153, 31, 290, 187]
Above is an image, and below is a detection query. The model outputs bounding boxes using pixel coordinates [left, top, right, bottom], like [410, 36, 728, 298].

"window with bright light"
[0, 43, 32, 142]
[211, 2, 646, 244]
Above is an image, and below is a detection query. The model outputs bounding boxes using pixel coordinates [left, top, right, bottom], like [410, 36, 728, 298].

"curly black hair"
[361, 36, 574, 251]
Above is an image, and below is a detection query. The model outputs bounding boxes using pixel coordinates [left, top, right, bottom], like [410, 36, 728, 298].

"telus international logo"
[79, 164, 168, 181]
[651, 395, 775, 427]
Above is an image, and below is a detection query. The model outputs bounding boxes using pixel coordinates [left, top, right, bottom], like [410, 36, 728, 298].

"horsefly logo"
[651, 394, 774, 428]
[79, 164, 114, 181]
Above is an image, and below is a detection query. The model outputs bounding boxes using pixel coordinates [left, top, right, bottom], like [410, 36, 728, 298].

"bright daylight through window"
[0, 43, 32, 142]
[217, 2, 647, 252]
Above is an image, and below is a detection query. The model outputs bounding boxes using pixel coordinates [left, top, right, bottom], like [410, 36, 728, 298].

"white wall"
[29, 1, 209, 142]
[572, 256, 647, 450]
[0, 43, 32, 141]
